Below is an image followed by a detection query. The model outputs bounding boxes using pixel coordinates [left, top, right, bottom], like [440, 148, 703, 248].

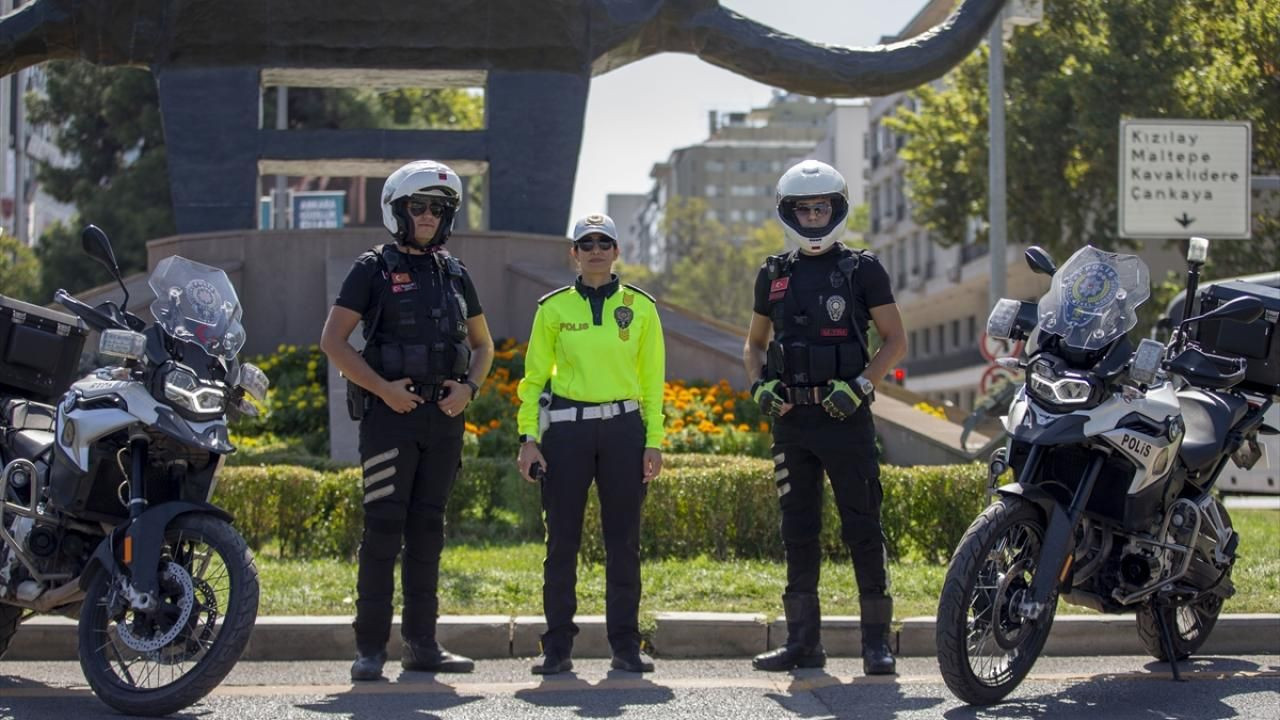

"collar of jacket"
[574, 274, 619, 300]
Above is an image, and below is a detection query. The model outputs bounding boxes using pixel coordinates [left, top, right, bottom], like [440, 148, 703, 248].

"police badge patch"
[615, 306, 634, 341]
[826, 294, 846, 322]
[829, 270, 844, 288]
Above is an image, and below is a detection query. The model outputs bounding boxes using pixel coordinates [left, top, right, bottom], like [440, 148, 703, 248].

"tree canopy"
[888, 0, 1279, 278]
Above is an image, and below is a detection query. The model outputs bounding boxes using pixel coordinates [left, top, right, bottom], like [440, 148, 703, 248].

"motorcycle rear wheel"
[78, 514, 258, 716]
[0, 604, 25, 659]
[937, 496, 1057, 705]
[1136, 497, 1233, 662]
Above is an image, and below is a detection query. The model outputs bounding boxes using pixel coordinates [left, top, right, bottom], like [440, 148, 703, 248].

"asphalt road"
[1, 655, 1277, 719]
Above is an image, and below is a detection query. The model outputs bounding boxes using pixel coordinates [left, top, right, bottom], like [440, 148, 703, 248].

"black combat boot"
[402, 639, 475, 673]
[860, 595, 896, 675]
[350, 650, 388, 681]
[753, 592, 826, 671]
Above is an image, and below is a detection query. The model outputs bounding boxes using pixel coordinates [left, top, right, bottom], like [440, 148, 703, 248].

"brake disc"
[115, 563, 196, 654]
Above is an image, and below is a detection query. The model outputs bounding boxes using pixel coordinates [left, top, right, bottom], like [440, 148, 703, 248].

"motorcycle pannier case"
[1194, 280, 1280, 396]
[0, 294, 88, 401]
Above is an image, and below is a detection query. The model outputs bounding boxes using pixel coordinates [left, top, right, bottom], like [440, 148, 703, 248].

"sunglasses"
[406, 200, 450, 218]
[574, 237, 616, 252]
[794, 202, 832, 215]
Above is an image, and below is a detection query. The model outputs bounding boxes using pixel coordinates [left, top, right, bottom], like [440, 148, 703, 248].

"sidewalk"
[8, 613, 1278, 662]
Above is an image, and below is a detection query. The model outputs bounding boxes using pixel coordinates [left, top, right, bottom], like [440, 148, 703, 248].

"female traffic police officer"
[743, 160, 907, 675]
[320, 160, 495, 681]
[516, 213, 665, 675]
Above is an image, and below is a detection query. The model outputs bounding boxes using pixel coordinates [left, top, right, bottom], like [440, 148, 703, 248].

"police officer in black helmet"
[321, 160, 495, 681]
[744, 160, 907, 675]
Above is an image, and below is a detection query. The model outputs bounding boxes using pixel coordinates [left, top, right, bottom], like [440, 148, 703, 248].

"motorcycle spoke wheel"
[964, 524, 1041, 687]
[79, 514, 258, 717]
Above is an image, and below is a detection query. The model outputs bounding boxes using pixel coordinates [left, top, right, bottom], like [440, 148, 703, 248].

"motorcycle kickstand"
[1152, 603, 1184, 682]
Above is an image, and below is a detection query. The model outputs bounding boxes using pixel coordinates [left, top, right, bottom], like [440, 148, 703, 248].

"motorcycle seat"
[10, 429, 54, 460]
[1177, 389, 1248, 471]
[2, 399, 56, 432]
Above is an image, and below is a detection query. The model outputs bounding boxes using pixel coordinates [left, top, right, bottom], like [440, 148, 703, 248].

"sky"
[567, 1, 925, 232]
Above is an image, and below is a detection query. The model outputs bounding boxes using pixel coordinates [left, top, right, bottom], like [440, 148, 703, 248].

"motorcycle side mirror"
[1185, 296, 1264, 327]
[1024, 246, 1056, 277]
[81, 224, 130, 311]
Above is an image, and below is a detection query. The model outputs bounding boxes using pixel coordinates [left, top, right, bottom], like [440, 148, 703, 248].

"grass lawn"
[257, 509, 1279, 619]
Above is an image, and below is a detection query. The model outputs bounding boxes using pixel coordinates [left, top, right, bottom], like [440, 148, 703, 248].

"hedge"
[214, 454, 989, 564]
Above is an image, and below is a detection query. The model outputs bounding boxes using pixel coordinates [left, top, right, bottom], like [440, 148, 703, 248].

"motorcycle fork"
[1017, 451, 1107, 620]
[121, 435, 163, 608]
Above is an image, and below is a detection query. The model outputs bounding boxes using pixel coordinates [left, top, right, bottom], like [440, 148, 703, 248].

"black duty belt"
[784, 386, 825, 406]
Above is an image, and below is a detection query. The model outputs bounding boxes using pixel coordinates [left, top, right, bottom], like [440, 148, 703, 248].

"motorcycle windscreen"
[148, 256, 247, 360]
[1036, 246, 1150, 351]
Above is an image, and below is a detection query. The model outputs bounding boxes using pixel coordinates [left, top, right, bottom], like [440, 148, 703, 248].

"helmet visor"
[780, 195, 849, 239]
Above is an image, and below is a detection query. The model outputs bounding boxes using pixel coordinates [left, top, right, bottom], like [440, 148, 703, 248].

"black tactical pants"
[771, 403, 890, 603]
[353, 399, 464, 655]
[538, 401, 648, 657]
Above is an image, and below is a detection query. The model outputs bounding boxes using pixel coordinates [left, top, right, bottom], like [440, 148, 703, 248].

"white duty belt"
[546, 399, 640, 424]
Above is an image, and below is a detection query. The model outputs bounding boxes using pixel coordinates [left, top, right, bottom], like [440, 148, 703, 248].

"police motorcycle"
[0, 227, 267, 716]
[936, 238, 1277, 705]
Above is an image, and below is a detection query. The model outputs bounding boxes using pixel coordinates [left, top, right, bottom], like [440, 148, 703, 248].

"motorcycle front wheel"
[78, 514, 259, 716]
[937, 496, 1057, 706]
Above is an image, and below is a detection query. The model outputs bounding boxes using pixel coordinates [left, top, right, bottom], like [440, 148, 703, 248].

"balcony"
[902, 347, 986, 377]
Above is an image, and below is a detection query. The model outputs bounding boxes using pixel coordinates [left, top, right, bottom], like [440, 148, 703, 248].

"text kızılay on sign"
[1119, 119, 1251, 239]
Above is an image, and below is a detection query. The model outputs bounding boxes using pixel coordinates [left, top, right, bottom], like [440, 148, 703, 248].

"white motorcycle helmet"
[776, 160, 849, 254]
[380, 160, 463, 248]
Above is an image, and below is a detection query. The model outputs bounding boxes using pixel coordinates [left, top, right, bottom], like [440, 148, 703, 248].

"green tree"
[0, 233, 41, 301]
[888, 0, 1280, 277]
[28, 62, 174, 298]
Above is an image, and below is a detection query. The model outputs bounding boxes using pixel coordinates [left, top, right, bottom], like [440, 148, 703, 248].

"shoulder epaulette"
[622, 284, 656, 303]
[538, 286, 573, 304]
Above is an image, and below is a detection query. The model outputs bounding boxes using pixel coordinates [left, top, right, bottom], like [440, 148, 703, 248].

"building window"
[730, 185, 756, 197]
[704, 185, 718, 197]
[705, 160, 724, 172]
[951, 319, 960, 348]
[923, 327, 931, 355]
[909, 330, 918, 359]
[704, 209, 718, 222]
[937, 324, 945, 352]
[729, 209, 742, 222]
[968, 316, 977, 344]
[745, 209, 760, 223]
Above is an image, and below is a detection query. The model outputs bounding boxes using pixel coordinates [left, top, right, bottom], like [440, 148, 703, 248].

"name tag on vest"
[820, 328, 849, 337]
[391, 282, 419, 293]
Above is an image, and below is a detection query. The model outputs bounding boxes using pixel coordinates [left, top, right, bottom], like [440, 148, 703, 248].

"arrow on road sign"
[1175, 212, 1196, 228]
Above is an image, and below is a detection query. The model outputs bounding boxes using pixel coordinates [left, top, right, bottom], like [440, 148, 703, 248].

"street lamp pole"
[987, 18, 1007, 313]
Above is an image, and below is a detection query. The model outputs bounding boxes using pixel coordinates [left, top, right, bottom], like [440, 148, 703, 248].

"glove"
[751, 379, 786, 417]
[821, 379, 862, 420]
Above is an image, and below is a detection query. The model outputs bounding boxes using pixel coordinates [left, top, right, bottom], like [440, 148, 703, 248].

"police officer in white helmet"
[321, 160, 495, 680]
[744, 159, 907, 675]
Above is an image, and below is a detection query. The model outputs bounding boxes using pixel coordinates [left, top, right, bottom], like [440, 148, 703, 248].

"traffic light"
[892, 367, 906, 385]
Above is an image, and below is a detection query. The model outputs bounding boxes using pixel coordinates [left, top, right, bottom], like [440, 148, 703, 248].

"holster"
[537, 391, 552, 437]
[346, 377, 368, 421]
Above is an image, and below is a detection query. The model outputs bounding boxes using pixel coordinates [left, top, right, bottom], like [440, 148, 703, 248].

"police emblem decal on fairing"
[826, 295, 846, 322]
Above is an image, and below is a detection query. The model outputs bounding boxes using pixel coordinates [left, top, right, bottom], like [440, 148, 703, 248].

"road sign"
[1119, 119, 1251, 239]
[290, 191, 346, 229]
[979, 331, 1024, 363]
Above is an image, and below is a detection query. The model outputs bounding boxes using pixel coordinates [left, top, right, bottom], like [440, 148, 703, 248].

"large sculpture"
[0, 0, 1006, 234]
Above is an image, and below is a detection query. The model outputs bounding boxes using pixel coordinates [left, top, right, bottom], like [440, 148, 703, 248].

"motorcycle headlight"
[1027, 363, 1095, 406]
[164, 369, 227, 415]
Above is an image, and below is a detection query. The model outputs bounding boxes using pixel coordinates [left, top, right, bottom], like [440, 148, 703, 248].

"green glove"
[821, 379, 862, 419]
[752, 379, 786, 417]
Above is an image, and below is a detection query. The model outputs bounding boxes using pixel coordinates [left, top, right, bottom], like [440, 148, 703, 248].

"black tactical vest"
[361, 244, 471, 383]
[764, 247, 870, 386]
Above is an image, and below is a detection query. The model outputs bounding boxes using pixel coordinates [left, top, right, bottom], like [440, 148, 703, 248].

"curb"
[8, 613, 1278, 662]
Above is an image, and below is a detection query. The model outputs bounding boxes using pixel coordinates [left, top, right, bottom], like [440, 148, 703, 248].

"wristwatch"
[463, 379, 480, 400]
[854, 376, 876, 402]
[519, 434, 538, 445]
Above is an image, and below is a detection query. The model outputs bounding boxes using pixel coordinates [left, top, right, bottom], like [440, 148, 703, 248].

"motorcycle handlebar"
[54, 289, 122, 332]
